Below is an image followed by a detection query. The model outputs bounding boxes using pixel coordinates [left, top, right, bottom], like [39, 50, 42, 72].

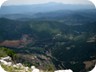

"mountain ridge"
[0, 2, 95, 14]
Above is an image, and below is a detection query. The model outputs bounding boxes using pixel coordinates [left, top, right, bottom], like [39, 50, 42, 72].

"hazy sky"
[3, 0, 92, 6]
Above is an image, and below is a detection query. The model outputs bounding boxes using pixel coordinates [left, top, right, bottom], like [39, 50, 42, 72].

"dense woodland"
[0, 9, 96, 72]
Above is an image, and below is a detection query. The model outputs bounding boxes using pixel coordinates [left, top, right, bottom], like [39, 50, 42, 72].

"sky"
[3, 0, 92, 6]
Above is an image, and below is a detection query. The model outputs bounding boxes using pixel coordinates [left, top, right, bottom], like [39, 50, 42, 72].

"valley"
[0, 6, 96, 72]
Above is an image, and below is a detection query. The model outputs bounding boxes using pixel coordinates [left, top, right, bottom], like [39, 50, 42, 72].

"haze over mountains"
[0, 2, 95, 15]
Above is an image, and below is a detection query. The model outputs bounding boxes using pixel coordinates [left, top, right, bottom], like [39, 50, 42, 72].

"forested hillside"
[0, 9, 96, 72]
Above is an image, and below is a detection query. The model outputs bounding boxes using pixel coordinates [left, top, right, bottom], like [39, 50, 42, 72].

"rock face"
[54, 69, 73, 72]
[31, 66, 40, 72]
[0, 56, 43, 72]
[1, 56, 95, 72]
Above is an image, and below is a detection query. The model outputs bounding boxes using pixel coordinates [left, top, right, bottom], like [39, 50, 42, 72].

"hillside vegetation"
[0, 10, 96, 72]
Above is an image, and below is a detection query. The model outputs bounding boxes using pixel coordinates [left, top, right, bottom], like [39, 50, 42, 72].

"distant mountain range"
[0, 9, 96, 20]
[0, 2, 95, 15]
